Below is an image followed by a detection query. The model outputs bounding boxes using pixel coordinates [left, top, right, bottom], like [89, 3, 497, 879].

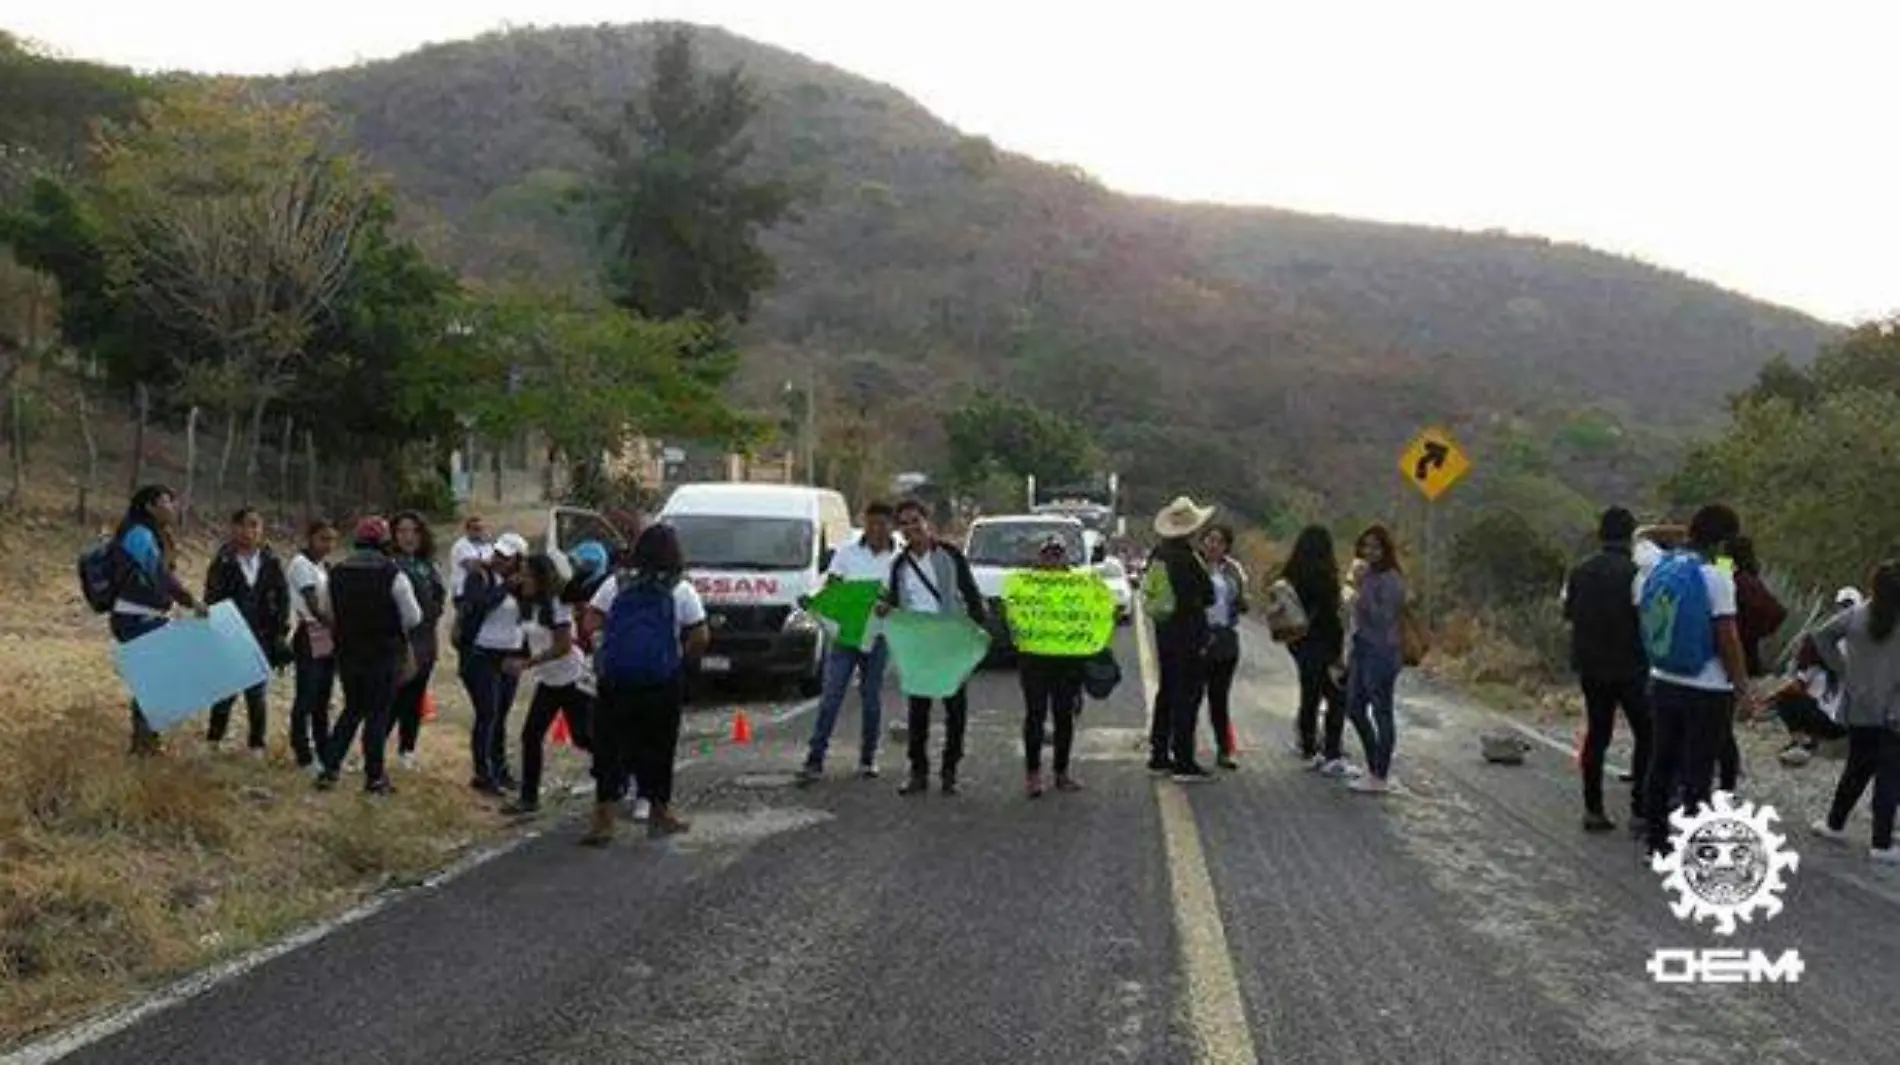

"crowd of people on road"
[94, 483, 709, 845]
[1560, 503, 1900, 864]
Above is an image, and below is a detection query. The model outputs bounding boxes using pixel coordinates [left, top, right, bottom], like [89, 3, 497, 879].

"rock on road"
[27, 621, 1900, 1065]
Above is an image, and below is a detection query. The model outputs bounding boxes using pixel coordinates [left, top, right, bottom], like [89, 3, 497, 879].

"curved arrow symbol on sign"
[1413, 441, 1449, 482]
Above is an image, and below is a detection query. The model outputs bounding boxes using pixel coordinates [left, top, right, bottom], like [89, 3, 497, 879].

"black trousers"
[324, 659, 398, 784]
[1291, 640, 1346, 760]
[1643, 680, 1732, 853]
[1717, 705, 1741, 792]
[208, 682, 268, 749]
[289, 631, 335, 768]
[1826, 727, 1900, 850]
[519, 681, 594, 805]
[1019, 657, 1081, 775]
[908, 689, 969, 779]
[1580, 675, 1653, 817]
[1205, 653, 1239, 757]
[392, 660, 435, 755]
[591, 679, 684, 806]
[1150, 629, 1208, 769]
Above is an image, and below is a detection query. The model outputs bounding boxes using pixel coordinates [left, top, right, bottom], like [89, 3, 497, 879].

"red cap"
[353, 516, 391, 546]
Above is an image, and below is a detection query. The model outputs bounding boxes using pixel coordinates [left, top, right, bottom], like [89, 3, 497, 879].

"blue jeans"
[460, 648, 520, 785]
[805, 641, 888, 768]
[110, 613, 167, 752]
[1346, 645, 1401, 778]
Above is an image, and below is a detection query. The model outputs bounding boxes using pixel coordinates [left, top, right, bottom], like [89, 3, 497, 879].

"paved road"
[27, 619, 1900, 1064]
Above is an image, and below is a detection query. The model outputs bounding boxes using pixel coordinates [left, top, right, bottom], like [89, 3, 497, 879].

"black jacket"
[204, 545, 291, 660]
[1563, 545, 1647, 682]
[330, 551, 405, 667]
[1287, 566, 1345, 663]
[1150, 539, 1214, 643]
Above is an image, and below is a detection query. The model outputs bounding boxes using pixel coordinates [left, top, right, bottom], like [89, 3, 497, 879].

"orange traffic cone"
[551, 711, 572, 748]
[731, 710, 754, 745]
[420, 689, 437, 722]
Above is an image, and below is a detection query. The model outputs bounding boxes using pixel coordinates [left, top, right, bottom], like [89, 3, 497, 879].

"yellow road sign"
[1399, 427, 1471, 502]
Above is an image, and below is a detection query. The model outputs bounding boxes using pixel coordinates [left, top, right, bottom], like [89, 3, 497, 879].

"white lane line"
[2, 695, 819, 1065]
[1137, 605, 1264, 1065]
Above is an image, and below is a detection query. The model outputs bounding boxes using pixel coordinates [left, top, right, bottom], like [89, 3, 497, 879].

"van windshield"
[668, 515, 814, 570]
[965, 522, 1085, 567]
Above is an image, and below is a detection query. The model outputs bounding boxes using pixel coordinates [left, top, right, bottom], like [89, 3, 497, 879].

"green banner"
[1002, 569, 1116, 656]
[807, 579, 883, 648]
[882, 610, 990, 698]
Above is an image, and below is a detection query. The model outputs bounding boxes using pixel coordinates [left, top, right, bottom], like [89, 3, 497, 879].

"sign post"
[1397, 427, 1472, 627]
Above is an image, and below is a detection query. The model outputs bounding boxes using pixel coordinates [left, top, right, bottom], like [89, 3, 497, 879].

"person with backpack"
[315, 516, 422, 795]
[1637, 504, 1759, 858]
[1276, 525, 1356, 777]
[1016, 534, 1088, 798]
[581, 524, 708, 845]
[389, 511, 446, 771]
[285, 519, 339, 772]
[880, 499, 988, 797]
[1142, 496, 1218, 783]
[457, 531, 530, 795]
[503, 552, 595, 816]
[1343, 524, 1408, 795]
[1200, 523, 1250, 771]
[87, 484, 208, 754]
[202, 506, 292, 756]
[1807, 563, 1900, 864]
[1561, 506, 1655, 834]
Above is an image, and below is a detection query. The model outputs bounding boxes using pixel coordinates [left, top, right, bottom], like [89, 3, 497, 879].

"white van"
[657, 483, 853, 694]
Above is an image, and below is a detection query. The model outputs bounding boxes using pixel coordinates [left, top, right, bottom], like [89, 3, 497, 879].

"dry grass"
[0, 489, 554, 1048]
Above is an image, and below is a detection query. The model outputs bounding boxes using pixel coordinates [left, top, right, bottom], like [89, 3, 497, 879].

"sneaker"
[1055, 774, 1083, 792]
[1147, 757, 1172, 776]
[1349, 775, 1391, 794]
[1305, 754, 1328, 772]
[1319, 759, 1362, 780]
[899, 775, 929, 796]
[941, 776, 960, 797]
[398, 752, 419, 772]
[857, 763, 880, 780]
[1812, 819, 1849, 843]
[1583, 812, 1616, 833]
[502, 798, 539, 817]
[314, 771, 339, 792]
[1871, 847, 1900, 865]
[1618, 770, 1637, 783]
[1217, 754, 1239, 771]
[246, 746, 268, 760]
[1778, 744, 1814, 767]
[795, 764, 823, 786]
[631, 798, 652, 822]
[1026, 772, 1045, 799]
[365, 777, 395, 797]
[1171, 764, 1216, 783]
[1285, 739, 1309, 759]
[469, 777, 504, 796]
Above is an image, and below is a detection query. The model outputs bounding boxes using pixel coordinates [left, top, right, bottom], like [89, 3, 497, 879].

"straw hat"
[1153, 496, 1215, 539]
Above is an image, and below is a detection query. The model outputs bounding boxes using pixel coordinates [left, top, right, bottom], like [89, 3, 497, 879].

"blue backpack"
[1640, 551, 1715, 676]
[596, 571, 682, 686]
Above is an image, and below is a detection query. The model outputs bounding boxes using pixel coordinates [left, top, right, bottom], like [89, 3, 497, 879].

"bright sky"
[11, 0, 1894, 324]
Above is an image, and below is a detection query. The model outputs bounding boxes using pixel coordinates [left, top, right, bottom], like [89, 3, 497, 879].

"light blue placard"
[114, 601, 271, 732]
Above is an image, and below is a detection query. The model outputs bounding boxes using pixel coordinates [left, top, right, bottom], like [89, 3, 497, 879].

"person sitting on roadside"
[1769, 632, 1851, 767]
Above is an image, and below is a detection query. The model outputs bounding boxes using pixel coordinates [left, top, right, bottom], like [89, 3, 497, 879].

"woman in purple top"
[1345, 524, 1407, 794]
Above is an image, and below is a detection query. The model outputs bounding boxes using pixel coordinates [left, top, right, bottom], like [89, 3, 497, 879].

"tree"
[89, 81, 374, 493]
[570, 25, 793, 379]
[943, 391, 1100, 491]
[1449, 509, 1567, 609]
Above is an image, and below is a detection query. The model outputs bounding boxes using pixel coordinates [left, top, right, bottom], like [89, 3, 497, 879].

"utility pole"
[804, 363, 817, 485]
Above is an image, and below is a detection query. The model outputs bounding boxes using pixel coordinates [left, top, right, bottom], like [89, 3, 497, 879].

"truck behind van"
[656, 483, 853, 695]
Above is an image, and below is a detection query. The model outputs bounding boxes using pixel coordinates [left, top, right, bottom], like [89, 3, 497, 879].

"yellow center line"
[1135, 601, 1263, 1064]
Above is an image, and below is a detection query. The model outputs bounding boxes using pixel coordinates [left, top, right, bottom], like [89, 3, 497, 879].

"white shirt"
[1207, 569, 1238, 629]
[523, 600, 585, 688]
[236, 549, 262, 588]
[828, 537, 898, 649]
[475, 593, 524, 651]
[390, 571, 425, 633]
[896, 549, 949, 614]
[450, 536, 493, 599]
[588, 576, 709, 650]
[1798, 665, 1845, 724]
[286, 553, 330, 625]
[1635, 554, 1739, 692]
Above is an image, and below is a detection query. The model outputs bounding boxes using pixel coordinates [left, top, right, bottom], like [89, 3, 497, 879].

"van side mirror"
[819, 546, 835, 571]
[1091, 543, 1107, 564]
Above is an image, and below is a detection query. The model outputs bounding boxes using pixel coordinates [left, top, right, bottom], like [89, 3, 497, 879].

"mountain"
[9, 24, 1843, 528]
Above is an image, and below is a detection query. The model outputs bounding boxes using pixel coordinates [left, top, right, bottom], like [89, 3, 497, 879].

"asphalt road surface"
[25, 619, 1900, 1065]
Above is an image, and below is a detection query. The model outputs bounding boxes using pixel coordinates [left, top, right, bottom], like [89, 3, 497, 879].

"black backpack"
[78, 537, 124, 614]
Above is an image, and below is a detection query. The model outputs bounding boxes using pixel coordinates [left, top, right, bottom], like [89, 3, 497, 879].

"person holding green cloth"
[797, 501, 900, 784]
[879, 499, 987, 797]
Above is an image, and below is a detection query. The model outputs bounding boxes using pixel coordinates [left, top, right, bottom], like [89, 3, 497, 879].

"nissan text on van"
[657, 483, 853, 695]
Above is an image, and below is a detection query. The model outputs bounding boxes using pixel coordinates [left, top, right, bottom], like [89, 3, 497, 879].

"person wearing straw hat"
[1143, 496, 1219, 783]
